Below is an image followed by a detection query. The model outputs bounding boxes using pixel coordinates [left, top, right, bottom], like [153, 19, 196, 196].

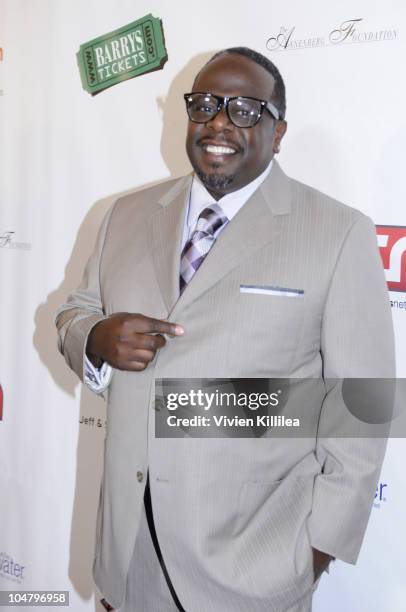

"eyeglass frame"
[183, 92, 281, 128]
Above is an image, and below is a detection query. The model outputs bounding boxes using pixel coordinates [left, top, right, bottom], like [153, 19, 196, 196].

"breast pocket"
[228, 286, 306, 375]
[240, 284, 304, 298]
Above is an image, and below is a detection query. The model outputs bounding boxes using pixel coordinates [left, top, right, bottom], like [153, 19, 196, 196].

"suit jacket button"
[136, 471, 144, 483]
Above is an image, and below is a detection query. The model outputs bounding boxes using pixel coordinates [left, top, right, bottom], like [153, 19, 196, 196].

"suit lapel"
[149, 175, 192, 312]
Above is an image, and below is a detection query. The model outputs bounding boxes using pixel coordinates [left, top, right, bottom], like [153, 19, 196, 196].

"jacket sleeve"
[55, 204, 116, 392]
[307, 214, 395, 563]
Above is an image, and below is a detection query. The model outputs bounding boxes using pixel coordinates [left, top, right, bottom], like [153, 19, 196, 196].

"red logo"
[0, 385, 3, 421]
[376, 225, 406, 292]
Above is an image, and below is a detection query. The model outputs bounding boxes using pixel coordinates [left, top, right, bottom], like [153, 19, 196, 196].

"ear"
[272, 120, 287, 154]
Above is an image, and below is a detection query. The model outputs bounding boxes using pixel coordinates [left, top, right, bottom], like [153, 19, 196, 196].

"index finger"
[142, 316, 184, 337]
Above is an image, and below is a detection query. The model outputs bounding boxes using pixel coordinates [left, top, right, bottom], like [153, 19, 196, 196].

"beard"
[194, 164, 236, 192]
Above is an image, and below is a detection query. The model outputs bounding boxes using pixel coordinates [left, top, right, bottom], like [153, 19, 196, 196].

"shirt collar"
[188, 159, 274, 230]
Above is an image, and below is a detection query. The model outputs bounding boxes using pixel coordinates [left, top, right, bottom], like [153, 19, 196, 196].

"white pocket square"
[240, 284, 304, 297]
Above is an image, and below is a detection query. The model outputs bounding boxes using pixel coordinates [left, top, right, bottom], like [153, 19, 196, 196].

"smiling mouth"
[200, 141, 240, 157]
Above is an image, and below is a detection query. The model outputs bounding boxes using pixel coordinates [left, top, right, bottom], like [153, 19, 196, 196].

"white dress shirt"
[85, 160, 274, 393]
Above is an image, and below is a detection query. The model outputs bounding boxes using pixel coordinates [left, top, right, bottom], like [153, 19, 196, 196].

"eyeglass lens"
[186, 94, 263, 127]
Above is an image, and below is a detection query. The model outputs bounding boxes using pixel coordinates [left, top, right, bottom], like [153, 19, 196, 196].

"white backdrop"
[0, 1, 405, 610]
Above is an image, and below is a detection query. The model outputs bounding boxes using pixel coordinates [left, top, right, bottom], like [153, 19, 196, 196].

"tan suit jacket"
[56, 162, 395, 611]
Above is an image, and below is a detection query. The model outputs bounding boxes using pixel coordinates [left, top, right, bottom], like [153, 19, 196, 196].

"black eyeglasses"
[183, 92, 280, 128]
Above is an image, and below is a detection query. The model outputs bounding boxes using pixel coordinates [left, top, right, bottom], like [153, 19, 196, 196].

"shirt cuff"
[84, 355, 113, 394]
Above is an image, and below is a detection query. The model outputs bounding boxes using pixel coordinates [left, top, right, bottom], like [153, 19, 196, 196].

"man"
[56, 47, 394, 611]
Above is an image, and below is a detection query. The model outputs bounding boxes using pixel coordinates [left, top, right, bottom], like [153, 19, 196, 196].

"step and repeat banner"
[0, 1, 405, 610]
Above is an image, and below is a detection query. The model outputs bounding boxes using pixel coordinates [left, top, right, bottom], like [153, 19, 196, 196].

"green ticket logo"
[77, 14, 168, 95]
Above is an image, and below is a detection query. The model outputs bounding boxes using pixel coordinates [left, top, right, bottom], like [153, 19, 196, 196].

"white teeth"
[204, 144, 236, 155]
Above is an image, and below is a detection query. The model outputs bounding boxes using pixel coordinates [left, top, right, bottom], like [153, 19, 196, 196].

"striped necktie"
[179, 204, 228, 294]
